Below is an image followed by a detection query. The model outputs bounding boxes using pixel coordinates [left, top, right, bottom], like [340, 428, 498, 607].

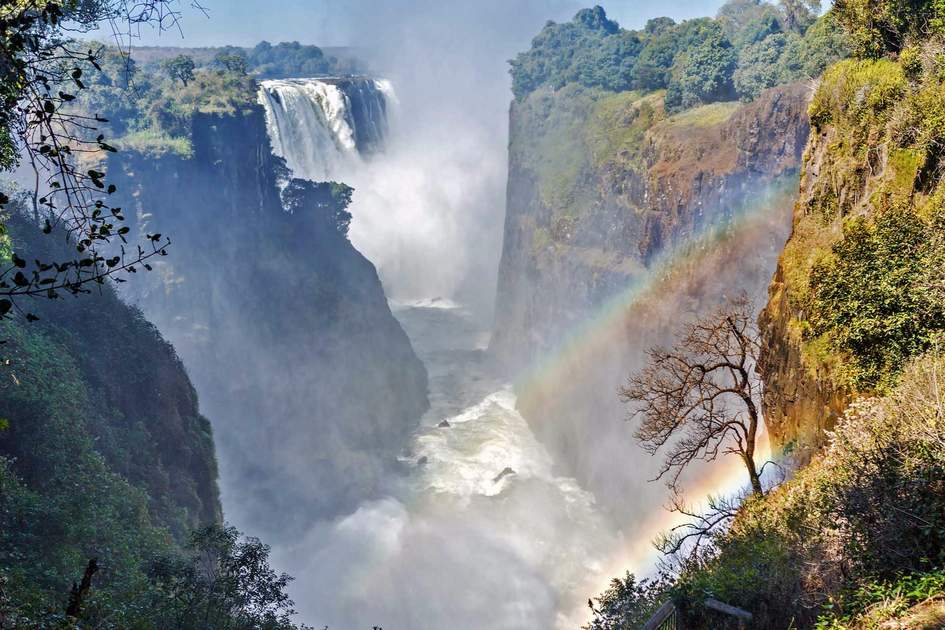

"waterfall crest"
[258, 77, 393, 181]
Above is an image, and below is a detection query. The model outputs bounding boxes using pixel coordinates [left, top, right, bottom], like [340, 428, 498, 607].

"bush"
[832, 0, 945, 58]
[663, 354, 945, 628]
[808, 205, 945, 390]
[584, 572, 673, 629]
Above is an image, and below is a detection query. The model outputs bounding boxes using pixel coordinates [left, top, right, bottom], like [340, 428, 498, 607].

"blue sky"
[123, 1, 730, 48]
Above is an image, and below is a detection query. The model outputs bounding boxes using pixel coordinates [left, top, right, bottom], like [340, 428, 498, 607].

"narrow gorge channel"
[257, 75, 625, 629]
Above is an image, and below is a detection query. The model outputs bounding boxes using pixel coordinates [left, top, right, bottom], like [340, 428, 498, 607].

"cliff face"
[491, 83, 809, 519]
[758, 125, 853, 462]
[759, 55, 945, 463]
[110, 106, 429, 539]
[493, 83, 809, 369]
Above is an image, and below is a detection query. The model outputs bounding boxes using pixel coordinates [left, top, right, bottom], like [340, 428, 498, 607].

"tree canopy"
[510, 2, 846, 111]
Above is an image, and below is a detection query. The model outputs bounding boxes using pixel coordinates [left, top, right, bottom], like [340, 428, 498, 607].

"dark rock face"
[111, 106, 428, 539]
[490, 84, 809, 520]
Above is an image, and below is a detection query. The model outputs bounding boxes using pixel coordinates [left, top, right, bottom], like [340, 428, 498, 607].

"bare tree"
[620, 295, 765, 496]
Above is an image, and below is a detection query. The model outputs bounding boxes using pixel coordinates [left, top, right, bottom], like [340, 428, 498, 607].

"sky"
[120, 0, 730, 48]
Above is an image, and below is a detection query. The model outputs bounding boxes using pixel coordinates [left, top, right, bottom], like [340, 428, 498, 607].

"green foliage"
[245, 40, 357, 79]
[511, 4, 846, 112]
[162, 54, 196, 86]
[510, 7, 640, 99]
[281, 179, 355, 236]
[665, 22, 737, 112]
[795, 49, 945, 390]
[734, 33, 792, 100]
[808, 58, 906, 132]
[808, 205, 945, 389]
[143, 525, 303, 630]
[816, 569, 945, 628]
[832, 0, 945, 58]
[583, 572, 673, 629]
[76, 47, 260, 156]
[213, 50, 248, 75]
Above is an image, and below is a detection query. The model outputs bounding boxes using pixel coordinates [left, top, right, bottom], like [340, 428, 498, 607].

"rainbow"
[510, 177, 797, 586]
[514, 176, 797, 402]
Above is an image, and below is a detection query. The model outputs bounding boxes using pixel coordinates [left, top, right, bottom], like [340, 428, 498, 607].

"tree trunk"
[743, 453, 763, 496]
[65, 558, 98, 618]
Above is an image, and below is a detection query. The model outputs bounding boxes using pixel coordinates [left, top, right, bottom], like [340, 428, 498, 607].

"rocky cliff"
[491, 82, 809, 518]
[110, 106, 429, 539]
[759, 53, 945, 463]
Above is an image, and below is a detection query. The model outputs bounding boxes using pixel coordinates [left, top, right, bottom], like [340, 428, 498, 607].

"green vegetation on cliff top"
[511, 2, 846, 111]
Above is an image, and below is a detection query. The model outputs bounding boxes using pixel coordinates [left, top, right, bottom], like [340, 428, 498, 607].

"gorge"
[3, 2, 944, 629]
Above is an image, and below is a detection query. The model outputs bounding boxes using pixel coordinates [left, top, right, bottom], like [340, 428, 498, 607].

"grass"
[118, 128, 193, 158]
[664, 100, 741, 128]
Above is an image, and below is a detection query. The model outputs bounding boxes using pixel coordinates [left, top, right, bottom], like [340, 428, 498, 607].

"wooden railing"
[642, 598, 753, 630]
[643, 600, 677, 630]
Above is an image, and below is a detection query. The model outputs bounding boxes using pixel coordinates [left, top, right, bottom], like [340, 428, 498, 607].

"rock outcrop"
[111, 106, 428, 539]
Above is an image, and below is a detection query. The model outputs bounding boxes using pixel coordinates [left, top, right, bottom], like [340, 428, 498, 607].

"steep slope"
[0, 213, 221, 615]
[491, 83, 809, 518]
[0, 216, 220, 534]
[110, 106, 429, 539]
[760, 51, 945, 463]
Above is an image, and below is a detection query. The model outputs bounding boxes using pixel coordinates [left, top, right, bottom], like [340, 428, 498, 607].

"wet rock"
[493, 467, 516, 483]
[438, 420, 451, 428]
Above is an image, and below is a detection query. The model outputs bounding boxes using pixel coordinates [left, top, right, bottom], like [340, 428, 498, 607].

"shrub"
[808, 205, 945, 390]
[584, 572, 673, 629]
[832, 0, 945, 58]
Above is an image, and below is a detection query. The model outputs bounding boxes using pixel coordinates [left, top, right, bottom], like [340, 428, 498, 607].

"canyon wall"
[111, 105, 428, 540]
[492, 83, 810, 518]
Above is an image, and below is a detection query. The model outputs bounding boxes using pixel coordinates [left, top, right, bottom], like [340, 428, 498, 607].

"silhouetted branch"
[621, 294, 765, 495]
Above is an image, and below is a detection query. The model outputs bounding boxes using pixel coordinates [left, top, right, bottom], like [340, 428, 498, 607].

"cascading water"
[258, 77, 393, 181]
[257, 81, 627, 627]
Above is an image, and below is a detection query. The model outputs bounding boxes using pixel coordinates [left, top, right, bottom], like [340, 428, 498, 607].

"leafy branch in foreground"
[0, 1, 205, 321]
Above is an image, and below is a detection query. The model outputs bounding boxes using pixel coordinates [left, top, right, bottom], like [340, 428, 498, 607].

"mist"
[311, 0, 580, 319]
[107, 2, 799, 628]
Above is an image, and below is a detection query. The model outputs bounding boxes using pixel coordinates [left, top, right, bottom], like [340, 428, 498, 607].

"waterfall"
[258, 77, 393, 181]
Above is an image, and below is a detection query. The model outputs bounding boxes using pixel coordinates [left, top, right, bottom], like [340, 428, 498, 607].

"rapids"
[276, 303, 622, 629]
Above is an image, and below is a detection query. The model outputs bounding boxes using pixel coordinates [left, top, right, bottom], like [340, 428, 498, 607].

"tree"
[584, 572, 673, 630]
[664, 24, 737, 112]
[779, 0, 821, 33]
[620, 296, 765, 495]
[213, 49, 248, 75]
[146, 525, 303, 630]
[0, 1, 194, 323]
[733, 33, 790, 100]
[163, 54, 196, 86]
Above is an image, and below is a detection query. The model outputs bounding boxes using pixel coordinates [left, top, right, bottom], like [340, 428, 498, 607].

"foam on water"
[276, 304, 622, 629]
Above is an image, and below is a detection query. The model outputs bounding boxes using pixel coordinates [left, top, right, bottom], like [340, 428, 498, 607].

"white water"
[259, 77, 392, 181]
[260, 75, 625, 628]
[275, 304, 621, 629]
[258, 75, 505, 305]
